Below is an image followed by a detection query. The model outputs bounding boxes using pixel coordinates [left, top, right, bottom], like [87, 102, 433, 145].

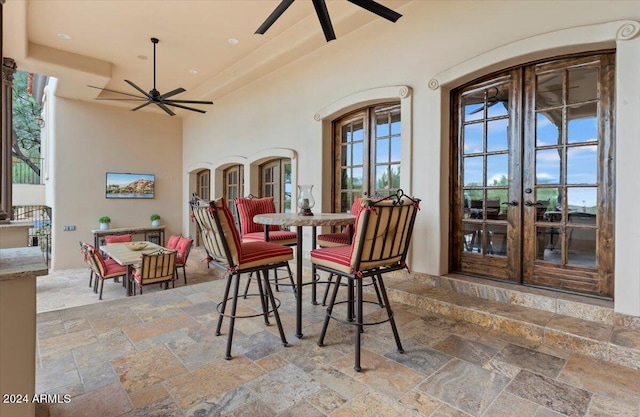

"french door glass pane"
[568, 104, 598, 143]
[376, 166, 389, 189]
[376, 114, 389, 137]
[567, 145, 597, 184]
[536, 111, 562, 147]
[536, 72, 563, 109]
[464, 156, 484, 186]
[488, 224, 507, 256]
[568, 67, 598, 104]
[487, 154, 508, 186]
[536, 227, 562, 263]
[463, 223, 483, 253]
[567, 187, 597, 216]
[536, 187, 561, 221]
[567, 227, 596, 267]
[376, 138, 389, 162]
[464, 123, 483, 154]
[536, 149, 561, 184]
[352, 142, 363, 165]
[391, 137, 401, 161]
[487, 119, 508, 152]
[463, 91, 485, 122]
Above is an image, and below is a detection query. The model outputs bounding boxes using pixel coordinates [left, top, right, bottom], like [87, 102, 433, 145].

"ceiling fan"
[88, 38, 213, 116]
[256, 0, 402, 42]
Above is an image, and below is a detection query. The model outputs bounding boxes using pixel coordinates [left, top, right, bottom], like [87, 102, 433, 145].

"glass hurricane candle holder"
[297, 185, 315, 216]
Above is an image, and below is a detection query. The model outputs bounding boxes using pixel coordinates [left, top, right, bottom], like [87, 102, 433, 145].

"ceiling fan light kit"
[256, 0, 402, 42]
[88, 37, 213, 116]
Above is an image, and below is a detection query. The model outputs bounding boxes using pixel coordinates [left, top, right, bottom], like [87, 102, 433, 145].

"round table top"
[253, 212, 356, 227]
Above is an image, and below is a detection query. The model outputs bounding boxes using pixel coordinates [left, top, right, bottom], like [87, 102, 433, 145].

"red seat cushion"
[238, 241, 293, 269]
[166, 234, 182, 250]
[310, 245, 352, 273]
[242, 230, 297, 245]
[105, 234, 132, 244]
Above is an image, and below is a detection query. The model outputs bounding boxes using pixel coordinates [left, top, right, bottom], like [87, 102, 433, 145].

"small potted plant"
[150, 214, 161, 227]
[99, 216, 111, 230]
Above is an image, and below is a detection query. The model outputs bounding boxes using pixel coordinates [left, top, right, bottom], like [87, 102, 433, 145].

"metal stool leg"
[216, 273, 233, 336]
[224, 273, 241, 360]
[377, 274, 404, 354]
[318, 275, 342, 346]
[261, 269, 288, 347]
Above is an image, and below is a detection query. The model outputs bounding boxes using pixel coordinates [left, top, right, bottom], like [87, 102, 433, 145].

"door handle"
[524, 201, 543, 207]
[501, 200, 519, 207]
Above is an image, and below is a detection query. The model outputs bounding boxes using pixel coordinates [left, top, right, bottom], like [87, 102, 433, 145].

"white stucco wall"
[49, 98, 183, 269]
[181, 1, 640, 316]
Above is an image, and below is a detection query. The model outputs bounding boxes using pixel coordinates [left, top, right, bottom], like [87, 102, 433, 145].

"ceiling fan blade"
[156, 102, 176, 116]
[125, 80, 150, 97]
[87, 85, 146, 99]
[346, 0, 402, 22]
[163, 102, 207, 114]
[158, 87, 186, 100]
[131, 101, 153, 112]
[95, 98, 147, 101]
[164, 99, 214, 105]
[312, 0, 336, 41]
[255, 0, 295, 34]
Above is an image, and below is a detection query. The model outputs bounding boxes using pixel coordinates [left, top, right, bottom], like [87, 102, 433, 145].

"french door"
[451, 52, 615, 298]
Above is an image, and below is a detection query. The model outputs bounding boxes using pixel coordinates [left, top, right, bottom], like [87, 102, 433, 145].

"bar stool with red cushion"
[311, 190, 420, 371]
[316, 197, 384, 308]
[191, 196, 291, 360]
[174, 236, 193, 285]
[86, 245, 127, 300]
[235, 196, 296, 296]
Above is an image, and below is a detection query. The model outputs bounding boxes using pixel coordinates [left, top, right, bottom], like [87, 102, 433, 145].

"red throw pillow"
[176, 237, 193, 259]
[235, 197, 280, 235]
[105, 234, 132, 244]
[166, 234, 182, 250]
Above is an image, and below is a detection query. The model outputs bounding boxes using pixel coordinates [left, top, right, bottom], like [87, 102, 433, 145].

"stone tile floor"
[35, 250, 640, 416]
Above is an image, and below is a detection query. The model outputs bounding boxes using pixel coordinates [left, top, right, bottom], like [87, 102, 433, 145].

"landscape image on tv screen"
[106, 172, 155, 199]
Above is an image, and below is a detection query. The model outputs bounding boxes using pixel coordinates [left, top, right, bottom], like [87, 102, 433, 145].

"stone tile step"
[375, 273, 640, 372]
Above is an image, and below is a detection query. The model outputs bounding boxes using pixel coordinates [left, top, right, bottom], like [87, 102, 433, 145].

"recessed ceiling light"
[137, 55, 148, 60]
[57, 33, 71, 40]
[189, 69, 199, 74]
[228, 38, 239, 44]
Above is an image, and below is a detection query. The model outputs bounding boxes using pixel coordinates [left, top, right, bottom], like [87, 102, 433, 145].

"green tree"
[12, 70, 42, 178]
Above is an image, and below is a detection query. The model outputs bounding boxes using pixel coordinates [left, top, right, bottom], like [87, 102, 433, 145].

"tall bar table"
[254, 212, 355, 338]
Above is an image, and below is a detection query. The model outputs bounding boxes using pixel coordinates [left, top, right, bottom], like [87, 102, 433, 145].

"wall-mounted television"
[105, 172, 155, 199]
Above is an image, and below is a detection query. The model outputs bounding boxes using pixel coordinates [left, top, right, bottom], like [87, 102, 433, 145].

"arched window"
[260, 158, 292, 213]
[333, 103, 400, 212]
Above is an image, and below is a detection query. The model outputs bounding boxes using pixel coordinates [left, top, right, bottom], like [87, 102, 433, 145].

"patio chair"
[79, 241, 119, 291]
[235, 195, 296, 296]
[316, 196, 383, 307]
[86, 245, 127, 300]
[130, 250, 177, 295]
[190, 196, 291, 360]
[174, 236, 193, 285]
[311, 190, 420, 371]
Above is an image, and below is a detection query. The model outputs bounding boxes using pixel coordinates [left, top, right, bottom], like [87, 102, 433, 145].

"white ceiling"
[4, 0, 409, 116]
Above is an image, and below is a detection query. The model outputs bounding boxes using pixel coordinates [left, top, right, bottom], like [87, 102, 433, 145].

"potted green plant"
[150, 214, 161, 227]
[99, 216, 111, 230]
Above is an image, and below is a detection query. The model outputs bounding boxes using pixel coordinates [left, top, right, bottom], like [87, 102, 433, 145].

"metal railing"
[12, 157, 43, 184]
[13, 205, 51, 265]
